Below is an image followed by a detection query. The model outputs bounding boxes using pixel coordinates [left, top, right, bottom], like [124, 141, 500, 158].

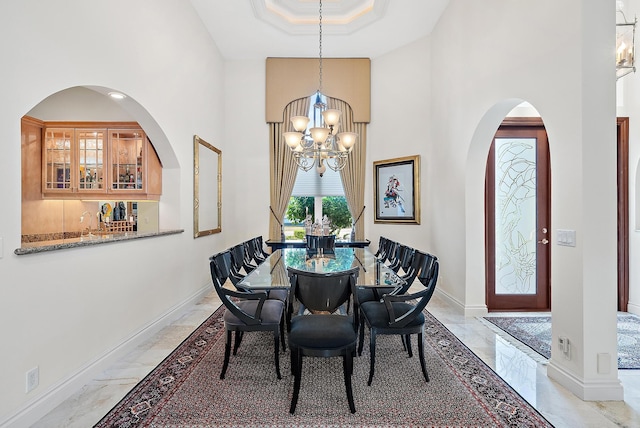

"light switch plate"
[557, 229, 576, 247]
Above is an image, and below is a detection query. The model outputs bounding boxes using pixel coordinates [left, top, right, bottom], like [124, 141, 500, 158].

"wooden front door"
[486, 118, 551, 311]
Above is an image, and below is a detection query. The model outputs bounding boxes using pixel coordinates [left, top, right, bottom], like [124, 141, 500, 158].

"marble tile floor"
[32, 289, 640, 428]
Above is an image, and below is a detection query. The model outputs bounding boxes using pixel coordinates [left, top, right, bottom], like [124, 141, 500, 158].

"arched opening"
[464, 99, 542, 315]
[485, 108, 551, 311]
[20, 85, 180, 247]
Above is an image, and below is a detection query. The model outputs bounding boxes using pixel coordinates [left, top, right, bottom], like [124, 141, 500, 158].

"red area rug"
[95, 306, 553, 427]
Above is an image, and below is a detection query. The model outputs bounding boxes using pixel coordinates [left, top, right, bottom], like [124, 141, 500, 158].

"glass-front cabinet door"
[42, 124, 158, 198]
[77, 129, 105, 192]
[43, 128, 74, 192]
[110, 130, 146, 192]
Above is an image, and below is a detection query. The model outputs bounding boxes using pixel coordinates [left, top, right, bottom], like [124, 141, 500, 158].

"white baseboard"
[0, 284, 213, 428]
[434, 288, 463, 312]
[547, 360, 624, 401]
[434, 288, 488, 317]
[627, 301, 640, 316]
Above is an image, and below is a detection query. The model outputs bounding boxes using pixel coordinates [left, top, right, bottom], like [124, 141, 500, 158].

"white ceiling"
[190, 0, 450, 60]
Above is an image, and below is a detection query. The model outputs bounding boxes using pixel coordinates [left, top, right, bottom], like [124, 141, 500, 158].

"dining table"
[238, 247, 405, 291]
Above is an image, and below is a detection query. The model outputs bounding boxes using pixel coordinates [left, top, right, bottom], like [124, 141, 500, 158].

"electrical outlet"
[558, 336, 571, 359]
[26, 366, 39, 393]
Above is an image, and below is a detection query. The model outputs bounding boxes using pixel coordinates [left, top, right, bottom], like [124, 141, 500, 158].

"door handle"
[538, 238, 549, 245]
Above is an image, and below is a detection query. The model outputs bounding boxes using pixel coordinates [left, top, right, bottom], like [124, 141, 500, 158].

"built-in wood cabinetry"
[36, 119, 161, 199]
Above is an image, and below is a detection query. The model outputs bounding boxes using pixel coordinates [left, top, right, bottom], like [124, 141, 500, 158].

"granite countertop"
[15, 229, 184, 255]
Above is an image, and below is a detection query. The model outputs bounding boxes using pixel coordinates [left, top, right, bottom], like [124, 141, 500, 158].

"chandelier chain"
[282, 0, 357, 176]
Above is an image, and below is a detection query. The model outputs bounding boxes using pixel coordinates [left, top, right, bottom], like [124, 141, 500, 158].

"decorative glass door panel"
[486, 123, 550, 311]
[43, 128, 73, 191]
[110, 130, 145, 192]
[77, 129, 105, 191]
[494, 137, 537, 295]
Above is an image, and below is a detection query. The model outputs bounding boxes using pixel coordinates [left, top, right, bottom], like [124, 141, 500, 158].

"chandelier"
[282, 0, 358, 177]
[617, 2, 637, 80]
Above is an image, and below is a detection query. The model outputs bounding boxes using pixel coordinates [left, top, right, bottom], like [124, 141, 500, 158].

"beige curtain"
[328, 97, 367, 241]
[269, 95, 366, 241]
[268, 97, 311, 240]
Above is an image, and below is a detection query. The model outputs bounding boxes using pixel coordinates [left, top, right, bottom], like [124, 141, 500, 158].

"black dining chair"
[356, 249, 426, 305]
[388, 244, 415, 275]
[244, 238, 266, 265]
[286, 266, 360, 414]
[210, 252, 286, 380]
[374, 236, 388, 258]
[357, 257, 439, 386]
[211, 249, 246, 291]
[230, 243, 256, 278]
[214, 247, 288, 305]
[378, 239, 399, 266]
[306, 234, 336, 256]
[250, 236, 269, 263]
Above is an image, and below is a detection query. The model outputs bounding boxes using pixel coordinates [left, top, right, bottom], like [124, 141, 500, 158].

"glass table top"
[238, 247, 405, 290]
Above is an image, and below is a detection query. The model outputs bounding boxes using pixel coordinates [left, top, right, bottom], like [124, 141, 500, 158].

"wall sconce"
[617, 6, 637, 80]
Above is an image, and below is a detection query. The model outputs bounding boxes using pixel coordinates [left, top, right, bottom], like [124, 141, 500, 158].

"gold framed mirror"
[194, 135, 222, 237]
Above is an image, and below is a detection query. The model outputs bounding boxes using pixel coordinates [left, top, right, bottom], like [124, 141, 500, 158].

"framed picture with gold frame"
[374, 155, 420, 224]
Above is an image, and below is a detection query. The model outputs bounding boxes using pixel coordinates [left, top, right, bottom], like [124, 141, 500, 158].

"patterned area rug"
[94, 306, 553, 427]
[483, 313, 640, 369]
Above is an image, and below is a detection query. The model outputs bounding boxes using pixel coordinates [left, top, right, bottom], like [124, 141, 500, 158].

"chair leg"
[233, 331, 243, 355]
[343, 352, 356, 413]
[367, 329, 377, 386]
[418, 332, 429, 382]
[289, 349, 303, 414]
[273, 331, 282, 380]
[405, 334, 413, 358]
[220, 330, 232, 379]
[290, 346, 296, 375]
[279, 312, 287, 352]
[357, 318, 365, 356]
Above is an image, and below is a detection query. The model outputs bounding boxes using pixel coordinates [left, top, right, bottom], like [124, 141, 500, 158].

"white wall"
[0, 1, 229, 425]
[223, 60, 271, 244]
[368, 36, 433, 256]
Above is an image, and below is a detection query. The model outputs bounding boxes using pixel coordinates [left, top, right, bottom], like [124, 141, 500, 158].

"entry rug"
[483, 313, 640, 369]
[95, 306, 553, 427]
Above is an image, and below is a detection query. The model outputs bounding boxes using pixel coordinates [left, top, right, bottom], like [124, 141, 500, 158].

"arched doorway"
[485, 116, 551, 311]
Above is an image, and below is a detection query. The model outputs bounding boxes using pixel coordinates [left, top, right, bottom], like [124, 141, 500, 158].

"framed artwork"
[374, 155, 420, 224]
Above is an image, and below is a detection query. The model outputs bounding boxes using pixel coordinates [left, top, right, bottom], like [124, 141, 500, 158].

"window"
[285, 94, 352, 239]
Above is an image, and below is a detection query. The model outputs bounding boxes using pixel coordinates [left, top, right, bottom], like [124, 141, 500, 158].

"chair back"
[387, 258, 439, 329]
[230, 244, 249, 272]
[210, 250, 233, 284]
[287, 266, 359, 314]
[382, 240, 400, 265]
[322, 235, 336, 253]
[250, 236, 268, 261]
[389, 245, 415, 273]
[305, 234, 336, 255]
[305, 234, 319, 252]
[243, 239, 264, 265]
[417, 253, 439, 287]
[241, 241, 258, 268]
[397, 250, 427, 293]
[374, 236, 388, 258]
[209, 254, 266, 326]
